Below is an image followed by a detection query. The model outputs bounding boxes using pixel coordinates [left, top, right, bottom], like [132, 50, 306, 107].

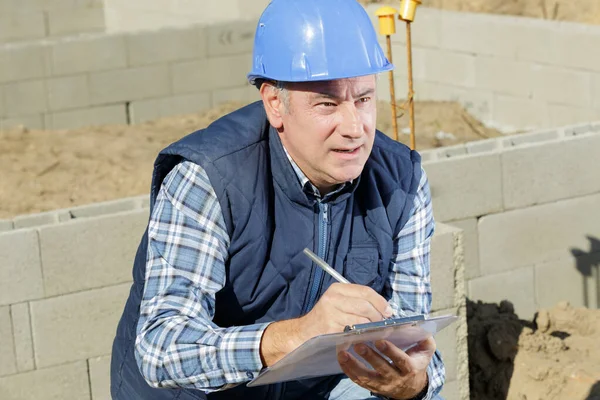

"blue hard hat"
[247, 0, 393, 84]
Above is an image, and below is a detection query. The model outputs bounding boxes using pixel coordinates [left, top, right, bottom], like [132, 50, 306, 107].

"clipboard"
[247, 314, 457, 387]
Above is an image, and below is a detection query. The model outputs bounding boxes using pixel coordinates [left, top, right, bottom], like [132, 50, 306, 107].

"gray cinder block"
[10, 303, 35, 372]
[531, 64, 592, 108]
[0, 229, 44, 306]
[431, 224, 461, 312]
[47, 74, 90, 111]
[89, 355, 111, 400]
[127, 25, 207, 67]
[13, 210, 70, 229]
[49, 34, 127, 76]
[89, 64, 170, 105]
[39, 209, 147, 296]
[0, 11, 46, 43]
[468, 266, 536, 319]
[478, 193, 600, 275]
[3, 79, 47, 117]
[0, 219, 13, 232]
[208, 20, 256, 57]
[44, 104, 127, 130]
[47, 7, 105, 37]
[30, 283, 131, 368]
[447, 218, 480, 280]
[425, 153, 503, 222]
[0, 361, 90, 399]
[69, 198, 141, 219]
[0, 306, 17, 376]
[502, 133, 600, 210]
[129, 92, 212, 124]
[474, 56, 531, 98]
[501, 129, 559, 147]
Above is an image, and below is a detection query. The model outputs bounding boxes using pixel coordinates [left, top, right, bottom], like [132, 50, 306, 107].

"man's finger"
[406, 337, 436, 357]
[352, 343, 396, 377]
[337, 350, 381, 388]
[332, 284, 393, 318]
[375, 340, 413, 374]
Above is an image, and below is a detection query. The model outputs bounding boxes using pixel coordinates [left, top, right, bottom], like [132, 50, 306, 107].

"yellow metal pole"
[399, 0, 421, 150]
[375, 6, 399, 141]
[406, 22, 415, 150]
[386, 35, 399, 141]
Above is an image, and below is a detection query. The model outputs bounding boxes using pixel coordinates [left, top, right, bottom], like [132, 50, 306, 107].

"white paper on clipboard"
[247, 314, 457, 387]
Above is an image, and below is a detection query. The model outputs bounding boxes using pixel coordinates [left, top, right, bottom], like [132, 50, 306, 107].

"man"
[110, 0, 445, 399]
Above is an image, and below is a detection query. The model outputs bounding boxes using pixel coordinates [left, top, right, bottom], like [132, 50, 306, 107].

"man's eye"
[319, 102, 336, 107]
[358, 97, 371, 103]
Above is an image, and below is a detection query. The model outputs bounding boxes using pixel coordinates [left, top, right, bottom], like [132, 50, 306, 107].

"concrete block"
[89, 64, 170, 105]
[501, 129, 559, 147]
[208, 20, 256, 57]
[0, 219, 13, 231]
[435, 144, 467, 159]
[531, 65, 592, 108]
[439, 10, 519, 58]
[474, 56, 531, 98]
[478, 193, 600, 274]
[425, 153, 503, 222]
[0, 11, 46, 43]
[39, 209, 146, 296]
[47, 7, 105, 37]
[47, 74, 90, 111]
[0, 361, 90, 400]
[492, 94, 548, 132]
[30, 283, 130, 368]
[423, 49, 476, 88]
[430, 225, 460, 312]
[44, 104, 127, 129]
[535, 253, 600, 310]
[130, 92, 212, 124]
[593, 74, 600, 109]
[562, 123, 594, 137]
[0, 114, 45, 130]
[465, 138, 500, 154]
[172, 53, 252, 94]
[13, 209, 71, 229]
[413, 83, 493, 124]
[440, 380, 460, 400]
[502, 133, 600, 210]
[405, 7, 441, 48]
[0, 229, 44, 306]
[448, 218, 480, 280]
[468, 266, 536, 319]
[89, 355, 111, 400]
[419, 150, 437, 164]
[10, 303, 34, 372]
[211, 85, 259, 107]
[432, 311, 457, 382]
[515, 23, 564, 66]
[69, 197, 142, 219]
[0, 305, 17, 376]
[49, 34, 127, 76]
[546, 104, 597, 128]
[126, 26, 207, 67]
[2, 79, 47, 117]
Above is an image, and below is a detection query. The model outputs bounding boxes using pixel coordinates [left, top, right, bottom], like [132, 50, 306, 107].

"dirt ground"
[468, 300, 600, 400]
[363, 0, 600, 25]
[0, 100, 501, 219]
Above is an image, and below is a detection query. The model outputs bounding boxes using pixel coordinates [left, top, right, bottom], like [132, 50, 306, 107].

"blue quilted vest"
[110, 101, 423, 400]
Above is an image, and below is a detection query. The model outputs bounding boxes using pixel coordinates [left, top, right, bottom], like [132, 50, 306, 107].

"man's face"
[272, 76, 377, 194]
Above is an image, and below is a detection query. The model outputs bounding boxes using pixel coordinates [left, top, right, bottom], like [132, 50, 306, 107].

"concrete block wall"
[0, 21, 261, 130]
[0, 195, 467, 399]
[364, 5, 600, 132]
[0, 0, 106, 43]
[3, 6, 600, 132]
[419, 122, 600, 319]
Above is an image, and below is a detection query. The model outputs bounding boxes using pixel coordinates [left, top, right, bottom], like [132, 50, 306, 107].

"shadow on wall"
[466, 299, 531, 400]
[587, 381, 600, 400]
[571, 235, 600, 308]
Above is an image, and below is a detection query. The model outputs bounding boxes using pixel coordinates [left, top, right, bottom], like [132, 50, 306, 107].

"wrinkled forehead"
[287, 75, 377, 98]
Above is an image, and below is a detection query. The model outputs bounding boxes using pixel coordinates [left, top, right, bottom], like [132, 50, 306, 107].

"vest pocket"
[344, 244, 383, 290]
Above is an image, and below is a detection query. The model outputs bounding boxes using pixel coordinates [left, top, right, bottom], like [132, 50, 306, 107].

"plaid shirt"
[135, 153, 445, 398]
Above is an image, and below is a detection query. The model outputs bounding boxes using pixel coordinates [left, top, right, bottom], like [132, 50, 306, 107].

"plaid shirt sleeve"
[134, 161, 270, 392]
[384, 167, 446, 399]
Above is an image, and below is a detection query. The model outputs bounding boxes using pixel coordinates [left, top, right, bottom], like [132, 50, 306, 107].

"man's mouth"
[332, 146, 360, 153]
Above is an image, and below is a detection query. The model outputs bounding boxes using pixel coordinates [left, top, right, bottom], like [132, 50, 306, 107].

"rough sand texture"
[0, 100, 501, 218]
[468, 300, 600, 400]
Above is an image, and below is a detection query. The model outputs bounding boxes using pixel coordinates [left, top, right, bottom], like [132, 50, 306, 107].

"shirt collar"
[281, 145, 353, 201]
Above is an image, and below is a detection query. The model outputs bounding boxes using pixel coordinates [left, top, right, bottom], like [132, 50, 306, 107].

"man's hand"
[337, 337, 436, 399]
[260, 283, 392, 366]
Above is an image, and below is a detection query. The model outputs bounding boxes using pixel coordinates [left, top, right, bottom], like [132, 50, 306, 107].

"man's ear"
[259, 82, 284, 129]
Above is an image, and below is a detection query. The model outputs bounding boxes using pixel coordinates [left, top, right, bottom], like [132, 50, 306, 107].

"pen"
[302, 248, 350, 284]
[302, 247, 397, 320]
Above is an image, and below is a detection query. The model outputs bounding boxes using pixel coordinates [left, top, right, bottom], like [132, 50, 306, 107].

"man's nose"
[339, 103, 362, 139]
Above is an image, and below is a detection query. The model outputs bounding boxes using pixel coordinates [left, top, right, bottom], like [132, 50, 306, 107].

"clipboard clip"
[343, 314, 425, 333]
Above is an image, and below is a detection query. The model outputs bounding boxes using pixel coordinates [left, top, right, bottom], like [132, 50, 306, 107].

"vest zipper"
[303, 202, 329, 314]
